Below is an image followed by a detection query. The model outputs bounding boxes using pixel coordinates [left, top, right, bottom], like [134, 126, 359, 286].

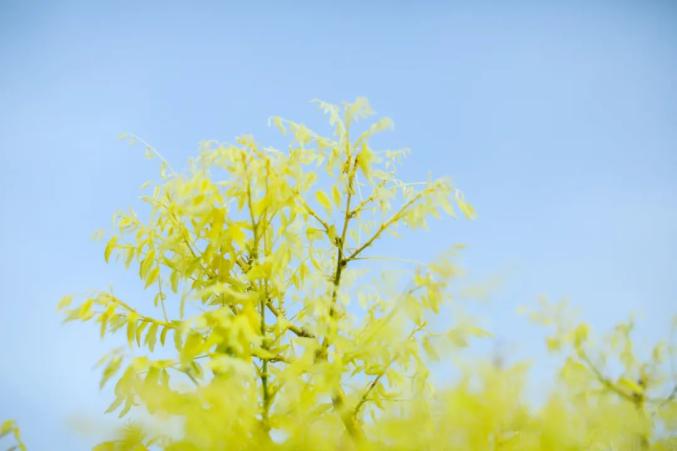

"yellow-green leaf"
[104, 236, 117, 263]
[126, 314, 138, 345]
[99, 356, 122, 390]
[160, 325, 169, 346]
[144, 266, 160, 289]
[316, 190, 332, 214]
[455, 191, 476, 220]
[145, 322, 159, 352]
[170, 270, 179, 293]
[332, 184, 341, 207]
[57, 295, 73, 310]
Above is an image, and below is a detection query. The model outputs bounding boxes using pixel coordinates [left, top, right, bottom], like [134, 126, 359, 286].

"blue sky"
[1, 1, 676, 448]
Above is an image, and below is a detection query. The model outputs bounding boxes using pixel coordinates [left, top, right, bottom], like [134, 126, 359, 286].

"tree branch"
[345, 188, 430, 262]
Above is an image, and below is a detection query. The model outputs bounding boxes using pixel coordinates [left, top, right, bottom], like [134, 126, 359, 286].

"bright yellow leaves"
[99, 353, 123, 390]
[57, 294, 73, 310]
[104, 236, 117, 263]
[455, 188, 477, 220]
[315, 190, 332, 214]
[0, 420, 26, 451]
[573, 322, 589, 348]
[356, 143, 375, 180]
[524, 298, 676, 448]
[56, 98, 675, 450]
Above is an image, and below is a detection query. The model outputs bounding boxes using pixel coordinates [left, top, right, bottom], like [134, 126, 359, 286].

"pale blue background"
[1, 1, 676, 449]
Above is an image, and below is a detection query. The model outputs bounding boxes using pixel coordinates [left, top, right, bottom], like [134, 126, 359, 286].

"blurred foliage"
[1, 419, 27, 451]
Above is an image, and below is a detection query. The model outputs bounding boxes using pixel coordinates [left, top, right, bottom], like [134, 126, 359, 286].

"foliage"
[1, 419, 27, 451]
[58, 99, 676, 450]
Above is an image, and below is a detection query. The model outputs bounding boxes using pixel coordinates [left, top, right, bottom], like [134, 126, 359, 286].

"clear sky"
[1, 1, 676, 449]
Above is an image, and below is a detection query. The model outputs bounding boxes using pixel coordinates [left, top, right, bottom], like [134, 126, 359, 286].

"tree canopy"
[18, 98, 673, 450]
